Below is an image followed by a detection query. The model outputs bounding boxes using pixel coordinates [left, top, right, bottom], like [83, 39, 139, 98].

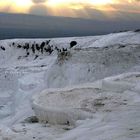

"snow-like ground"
[0, 31, 140, 140]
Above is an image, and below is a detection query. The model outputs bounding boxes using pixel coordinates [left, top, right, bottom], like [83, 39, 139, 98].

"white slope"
[1, 72, 140, 140]
[0, 31, 140, 140]
[58, 73, 140, 140]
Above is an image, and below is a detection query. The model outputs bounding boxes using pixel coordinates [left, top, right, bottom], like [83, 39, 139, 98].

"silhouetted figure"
[49, 45, 54, 54]
[49, 49, 53, 54]
[70, 41, 77, 48]
[62, 48, 67, 52]
[1, 46, 5, 51]
[25, 43, 30, 52]
[34, 55, 38, 60]
[36, 44, 40, 51]
[17, 45, 22, 48]
[46, 40, 51, 45]
[23, 43, 29, 52]
[55, 47, 61, 53]
[23, 45, 26, 49]
[41, 42, 45, 47]
[55, 46, 60, 52]
[31, 44, 35, 54]
[40, 42, 45, 54]
[12, 42, 15, 47]
[44, 45, 53, 54]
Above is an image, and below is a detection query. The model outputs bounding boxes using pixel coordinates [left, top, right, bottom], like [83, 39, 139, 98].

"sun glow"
[0, 0, 139, 19]
[11, 0, 33, 13]
[45, 0, 116, 18]
[14, 0, 33, 7]
[0, 0, 33, 13]
[12, 0, 33, 13]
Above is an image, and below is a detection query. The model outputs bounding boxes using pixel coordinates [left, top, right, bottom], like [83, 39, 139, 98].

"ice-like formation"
[0, 70, 18, 118]
[31, 88, 99, 125]
[32, 72, 140, 128]
[102, 72, 140, 92]
[0, 31, 140, 139]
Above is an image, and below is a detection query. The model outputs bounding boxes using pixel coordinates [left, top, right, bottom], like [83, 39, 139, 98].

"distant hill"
[0, 13, 140, 39]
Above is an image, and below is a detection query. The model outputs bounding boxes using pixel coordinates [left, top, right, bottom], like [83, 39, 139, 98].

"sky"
[0, 0, 140, 20]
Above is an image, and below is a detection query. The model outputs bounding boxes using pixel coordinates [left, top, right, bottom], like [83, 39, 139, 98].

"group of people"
[12, 40, 53, 55]
[0, 40, 77, 60]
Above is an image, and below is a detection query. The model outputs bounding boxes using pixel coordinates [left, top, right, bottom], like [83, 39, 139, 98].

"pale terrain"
[0, 31, 140, 140]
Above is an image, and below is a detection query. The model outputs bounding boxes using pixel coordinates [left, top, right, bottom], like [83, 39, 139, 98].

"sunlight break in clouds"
[0, 0, 33, 13]
[0, 0, 139, 19]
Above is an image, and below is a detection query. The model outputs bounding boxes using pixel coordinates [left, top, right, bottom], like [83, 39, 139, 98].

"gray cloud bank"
[0, 12, 139, 40]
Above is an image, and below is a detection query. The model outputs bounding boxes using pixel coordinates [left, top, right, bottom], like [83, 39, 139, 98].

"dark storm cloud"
[73, 7, 108, 20]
